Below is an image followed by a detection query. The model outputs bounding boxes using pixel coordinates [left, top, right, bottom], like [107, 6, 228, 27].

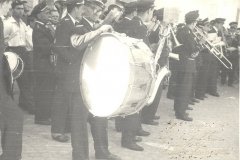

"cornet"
[193, 26, 232, 69]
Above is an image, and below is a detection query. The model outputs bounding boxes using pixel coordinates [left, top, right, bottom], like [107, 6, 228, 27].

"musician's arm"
[54, 22, 78, 63]
[71, 25, 113, 49]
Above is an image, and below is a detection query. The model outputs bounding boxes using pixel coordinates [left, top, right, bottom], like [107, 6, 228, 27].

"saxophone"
[147, 24, 172, 105]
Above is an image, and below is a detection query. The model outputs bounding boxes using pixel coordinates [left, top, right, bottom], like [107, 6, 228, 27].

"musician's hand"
[99, 25, 113, 33]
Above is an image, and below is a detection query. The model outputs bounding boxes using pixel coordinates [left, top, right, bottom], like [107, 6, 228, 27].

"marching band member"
[114, 0, 146, 152]
[132, 0, 162, 126]
[174, 10, 200, 121]
[221, 22, 239, 86]
[167, 23, 185, 100]
[31, 1, 55, 125]
[49, 9, 60, 30]
[3, 0, 35, 114]
[80, 0, 120, 159]
[194, 18, 211, 100]
[141, 8, 166, 126]
[207, 18, 225, 97]
[134, 0, 155, 135]
[0, 16, 24, 160]
[99, 0, 125, 26]
[53, 0, 115, 159]
[54, 0, 67, 20]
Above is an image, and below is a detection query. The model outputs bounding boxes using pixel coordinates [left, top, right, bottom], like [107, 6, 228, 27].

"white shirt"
[3, 16, 29, 47]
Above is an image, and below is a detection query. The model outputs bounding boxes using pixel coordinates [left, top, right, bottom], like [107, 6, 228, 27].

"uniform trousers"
[34, 68, 55, 122]
[167, 59, 179, 98]
[174, 71, 194, 117]
[52, 89, 109, 159]
[220, 52, 239, 85]
[69, 91, 89, 160]
[88, 115, 109, 157]
[120, 113, 140, 144]
[207, 58, 219, 94]
[6, 47, 35, 113]
[141, 83, 163, 122]
[0, 94, 23, 160]
[195, 58, 211, 97]
[51, 87, 71, 135]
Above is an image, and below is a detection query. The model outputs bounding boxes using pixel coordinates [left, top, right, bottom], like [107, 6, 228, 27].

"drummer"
[53, 0, 117, 159]
[80, 0, 121, 159]
[114, 0, 155, 152]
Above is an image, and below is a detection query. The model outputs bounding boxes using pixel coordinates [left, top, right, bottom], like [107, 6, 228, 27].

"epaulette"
[75, 25, 84, 28]
[59, 18, 70, 24]
[64, 18, 70, 21]
[35, 20, 45, 29]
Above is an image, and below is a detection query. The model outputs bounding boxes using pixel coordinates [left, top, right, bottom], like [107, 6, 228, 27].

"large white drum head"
[80, 34, 131, 117]
[4, 52, 19, 71]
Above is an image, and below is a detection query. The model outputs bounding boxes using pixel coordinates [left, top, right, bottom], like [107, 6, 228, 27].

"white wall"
[155, 0, 239, 27]
[1, 0, 239, 27]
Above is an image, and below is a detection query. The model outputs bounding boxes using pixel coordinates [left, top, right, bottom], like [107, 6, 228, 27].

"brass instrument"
[193, 26, 232, 69]
[166, 25, 182, 60]
[147, 24, 177, 105]
[169, 25, 182, 48]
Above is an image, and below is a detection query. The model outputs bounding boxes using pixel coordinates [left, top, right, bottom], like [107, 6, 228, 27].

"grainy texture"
[8, 82, 239, 160]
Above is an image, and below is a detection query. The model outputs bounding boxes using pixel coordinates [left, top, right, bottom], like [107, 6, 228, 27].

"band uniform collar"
[124, 17, 132, 21]
[35, 20, 45, 26]
[82, 17, 94, 28]
[68, 13, 79, 25]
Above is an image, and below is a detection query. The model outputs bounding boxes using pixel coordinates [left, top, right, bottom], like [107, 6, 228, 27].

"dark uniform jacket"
[114, 17, 141, 38]
[53, 14, 89, 93]
[176, 26, 199, 72]
[32, 20, 54, 72]
[0, 18, 12, 99]
[114, 16, 150, 46]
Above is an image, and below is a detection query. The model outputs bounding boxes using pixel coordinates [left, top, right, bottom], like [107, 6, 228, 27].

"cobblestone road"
[6, 83, 240, 160]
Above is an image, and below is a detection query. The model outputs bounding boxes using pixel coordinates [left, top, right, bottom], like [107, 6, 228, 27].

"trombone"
[193, 26, 232, 69]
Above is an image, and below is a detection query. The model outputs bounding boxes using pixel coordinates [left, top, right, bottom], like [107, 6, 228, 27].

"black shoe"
[192, 98, 200, 103]
[96, 153, 121, 160]
[176, 115, 193, 121]
[195, 96, 204, 100]
[167, 94, 175, 100]
[133, 136, 142, 142]
[52, 134, 69, 143]
[142, 120, 159, 126]
[153, 115, 160, 120]
[208, 92, 220, 97]
[122, 142, 144, 151]
[189, 101, 195, 105]
[35, 119, 51, 125]
[136, 129, 150, 137]
[186, 106, 193, 110]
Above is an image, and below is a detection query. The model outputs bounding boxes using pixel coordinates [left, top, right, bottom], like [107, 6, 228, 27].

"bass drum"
[80, 32, 155, 117]
[3, 51, 24, 80]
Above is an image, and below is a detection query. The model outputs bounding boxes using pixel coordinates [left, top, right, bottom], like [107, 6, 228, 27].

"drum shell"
[80, 33, 155, 117]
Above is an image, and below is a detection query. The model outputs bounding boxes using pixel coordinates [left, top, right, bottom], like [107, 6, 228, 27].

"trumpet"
[169, 25, 182, 49]
[193, 26, 232, 69]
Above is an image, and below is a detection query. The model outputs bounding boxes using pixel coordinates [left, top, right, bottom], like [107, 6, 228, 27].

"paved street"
[9, 83, 240, 160]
